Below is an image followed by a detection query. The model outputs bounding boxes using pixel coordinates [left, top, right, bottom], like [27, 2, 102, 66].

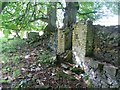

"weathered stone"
[89, 59, 98, 69]
[100, 75, 108, 83]
[110, 80, 119, 88]
[92, 80, 100, 87]
[101, 81, 109, 88]
[93, 25, 119, 66]
[104, 65, 118, 79]
[57, 29, 65, 54]
[27, 32, 40, 39]
[107, 77, 118, 86]
[86, 20, 94, 57]
[58, 22, 119, 88]
[89, 69, 96, 79]
[93, 77, 101, 85]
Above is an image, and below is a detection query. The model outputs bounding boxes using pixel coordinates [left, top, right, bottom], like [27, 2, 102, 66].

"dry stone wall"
[94, 25, 119, 66]
[72, 21, 120, 88]
[83, 57, 120, 88]
[56, 21, 119, 88]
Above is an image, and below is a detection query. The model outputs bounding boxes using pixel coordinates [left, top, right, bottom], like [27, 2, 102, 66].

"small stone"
[36, 67, 41, 71]
[25, 55, 30, 59]
[27, 73, 32, 78]
[107, 77, 113, 85]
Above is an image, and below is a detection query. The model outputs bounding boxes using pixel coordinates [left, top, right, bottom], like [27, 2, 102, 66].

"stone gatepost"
[57, 29, 65, 54]
[85, 21, 94, 57]
[72, 22, 87, 67]
[57, 28, 73, 63]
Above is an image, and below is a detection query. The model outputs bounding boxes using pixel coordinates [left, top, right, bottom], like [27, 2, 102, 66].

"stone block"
[104, 65, 118, 79]
[110, 80, 119, 88]
[100, 75, 108, 83]
[93, 77, 101, 84]
[27, 32, 39, 39]
[92, 80, 100, 88]
[89, 59, 98, 69]
[101, 81, 110, 88]
[107, 77, 118, 86]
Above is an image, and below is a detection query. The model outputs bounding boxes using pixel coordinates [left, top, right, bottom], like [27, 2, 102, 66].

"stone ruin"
[57, 21, 120, 88]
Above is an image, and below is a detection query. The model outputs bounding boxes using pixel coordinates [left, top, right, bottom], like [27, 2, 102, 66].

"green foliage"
[3, 66, 12, 72]
[1, 38, 26, 52]
[13, 69, 21, 78]
[3, 29, 11, 38]
[77, 2, 119, 21]
[0, 37, 8, 51]
[1, 2, 118, 38]
[0, 79, 10, 83]
[1, 2, 47, 37]
[104, 2, 119, 15]
[14, 79, 28, 89]
[11, 55, 20, 64]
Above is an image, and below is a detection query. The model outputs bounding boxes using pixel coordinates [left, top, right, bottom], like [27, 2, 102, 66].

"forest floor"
[0, 37, 87, 89]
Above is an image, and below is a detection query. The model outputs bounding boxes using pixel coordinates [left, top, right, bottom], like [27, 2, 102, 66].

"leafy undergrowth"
[0, 37, 87, 89]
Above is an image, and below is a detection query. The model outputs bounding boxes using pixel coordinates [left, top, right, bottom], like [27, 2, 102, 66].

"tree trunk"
[44, 2, 57, 37]
[63, 2, 79, 28]
[63, 2, 79, 50]
[57, 2, 79, 63]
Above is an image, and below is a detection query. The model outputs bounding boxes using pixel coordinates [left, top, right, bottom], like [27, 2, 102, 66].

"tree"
[0, 2, 8, 13]
[1, 1, 119, 38]
[63, 2, 79, 28]
[44, 2, 57, 37]
[1, 2, 48, 38]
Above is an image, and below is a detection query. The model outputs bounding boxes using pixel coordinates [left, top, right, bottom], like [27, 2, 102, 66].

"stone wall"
[56, 21, 119, 88]
[83, 57, 120, 88]
[72, 21, 120, 88]
[93, 25, 119, 66]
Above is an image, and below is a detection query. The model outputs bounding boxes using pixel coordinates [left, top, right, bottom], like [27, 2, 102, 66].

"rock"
[101, 81, 109, 88]
[104, 65, 118, 79]
[110, 80, 119, 88]
[27, 32, 40, 39]
[89, 59, 98, 69]
[27, 32, 40, 43]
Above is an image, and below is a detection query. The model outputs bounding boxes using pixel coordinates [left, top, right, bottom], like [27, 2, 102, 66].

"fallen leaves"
[1, 42, 87, 89]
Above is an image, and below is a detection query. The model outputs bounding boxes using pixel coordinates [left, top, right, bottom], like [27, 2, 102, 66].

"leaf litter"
[1, 42, 87, 89]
